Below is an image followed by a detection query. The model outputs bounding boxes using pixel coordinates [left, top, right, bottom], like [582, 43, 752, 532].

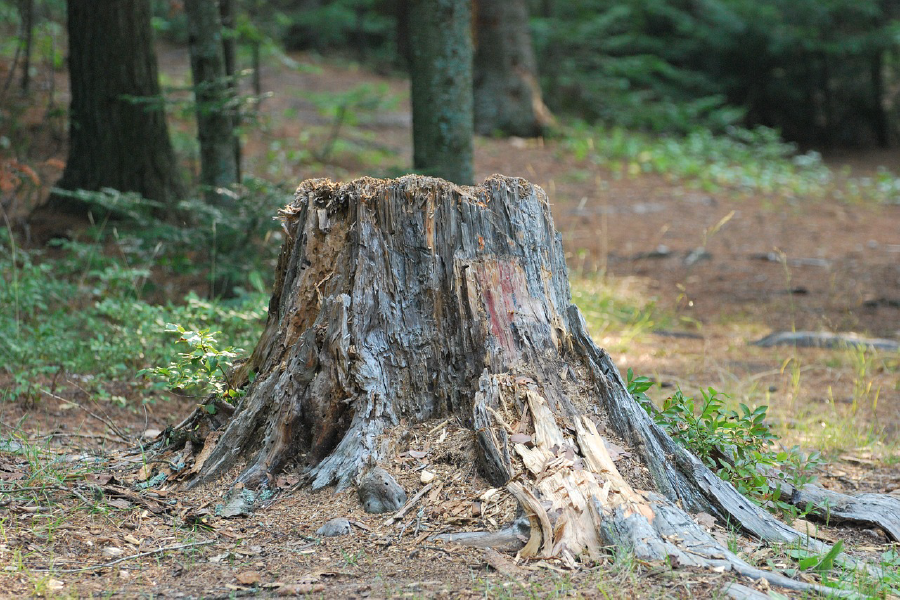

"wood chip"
[482, 548, 525, 577]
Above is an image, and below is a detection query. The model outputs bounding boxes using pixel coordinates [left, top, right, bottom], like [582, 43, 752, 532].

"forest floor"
[0, 43, 899, 598]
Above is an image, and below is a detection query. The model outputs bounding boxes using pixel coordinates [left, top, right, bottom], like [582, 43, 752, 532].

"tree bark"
[185, 0, 239, 205]
[473, 0, 554, 137]
[408, 0, 474, 185]
[170, 175, 890, 594]
[49, 0, 184, 214]
[19, 0, 33, 94]
[218, 0, 242, 180]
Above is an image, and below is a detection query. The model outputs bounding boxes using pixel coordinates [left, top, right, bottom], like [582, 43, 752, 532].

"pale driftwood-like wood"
[782, 483, 900, 541]
[753, 331, 899, 351]
[180, 175, 891, 594]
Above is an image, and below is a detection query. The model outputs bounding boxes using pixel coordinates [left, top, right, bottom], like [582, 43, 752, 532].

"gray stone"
[358, 467, 406, 514]
[316, 517, 352, 537]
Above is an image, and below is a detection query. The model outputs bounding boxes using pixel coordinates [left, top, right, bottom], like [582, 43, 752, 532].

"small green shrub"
[140, 324, 250, 403]
[627, 369, 821, 515]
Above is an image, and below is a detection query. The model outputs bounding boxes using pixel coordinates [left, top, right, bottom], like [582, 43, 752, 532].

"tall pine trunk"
[185, 0, 239, 205]
[408, 0, 474, 185]
[49, 0, 184, 214]
[473, 0, 553, 137]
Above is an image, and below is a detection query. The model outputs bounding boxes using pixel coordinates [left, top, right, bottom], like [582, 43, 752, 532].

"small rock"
[142, 429, 162, 440]
[684, 247, 712, 266]
[358, 467, 406, 514]
[316, 517, 352, 537]
[420, 470, 435, 484]
[219, 488, 256, 517]
[102, 546, 124, 558]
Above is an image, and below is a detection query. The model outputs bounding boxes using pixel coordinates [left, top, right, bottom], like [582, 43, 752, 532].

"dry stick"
[384, 482, 434, 526]
[0, 483, 93, 507]
[39, 432, 125, 444]
[28, 540, 215, 573]
[38, 388, 132, 444]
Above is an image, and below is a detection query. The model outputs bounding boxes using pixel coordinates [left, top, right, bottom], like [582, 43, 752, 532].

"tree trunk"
[19, 0, 33, 94]
[870, 50, 889, 148]
[171, 175, 891, 595]
[49, 0, 184, 214]
[185, 0, 239, 205]
[408, 0, 474, 185]
[473, 0, 554, 137]
[218, 0, 242, 180]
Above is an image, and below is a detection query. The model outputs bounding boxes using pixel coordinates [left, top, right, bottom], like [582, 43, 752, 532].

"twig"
[60, 484, 94, 507]
[384, 482, 433, 526]
[38, 388, 132, 443]
[39, 432, 125, 444]
[28, 540, 215, 573]
[421, 544, 454, 557]
[0, 482, 93, 506]
[0, 485, 57, 493]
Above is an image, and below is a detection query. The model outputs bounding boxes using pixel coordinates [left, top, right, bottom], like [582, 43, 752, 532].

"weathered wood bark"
[180, 175, 889, 594]
[185, 0, 239, 205]
[408, 0, 474, 185]
[49, 0, 184, 213]
[473, 0, 554, 137]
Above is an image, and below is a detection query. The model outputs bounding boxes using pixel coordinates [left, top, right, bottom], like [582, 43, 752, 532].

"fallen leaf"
[276, 474, 299, 488]
[236, 571, 261, 585]
[47, 579, 64, 590]
[603, 439, 630, 460]
[791, 518, 837, 542]
[694, 512, 717, 529]
[190, 432, 221, 475]
[483, 548, 525, 577]
[86, 473, 113, 485]
[277, 583, 325, 596]
[142, 429, 162, 440]
[349, 520, 371, 531]
[136, 464, 152, 482]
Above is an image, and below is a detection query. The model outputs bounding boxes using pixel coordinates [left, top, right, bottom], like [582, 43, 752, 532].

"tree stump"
[179, 175, 886, 595]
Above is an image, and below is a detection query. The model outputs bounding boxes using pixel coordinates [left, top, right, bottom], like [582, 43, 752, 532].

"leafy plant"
[139, 324, 249, 404]
[627, 369, 821, 515]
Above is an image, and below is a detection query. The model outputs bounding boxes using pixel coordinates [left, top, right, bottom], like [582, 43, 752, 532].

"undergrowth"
[627, 369, 822, 518]
[562, 121, 900, 204]
[0, 223, 267, 404]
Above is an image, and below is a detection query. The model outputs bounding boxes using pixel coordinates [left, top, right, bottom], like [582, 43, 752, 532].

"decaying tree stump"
[177, 175, 894, 594]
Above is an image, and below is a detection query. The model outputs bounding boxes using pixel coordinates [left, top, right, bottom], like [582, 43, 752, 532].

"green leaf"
[816, 540, 843, 572]
[205, 403, 217, 415]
